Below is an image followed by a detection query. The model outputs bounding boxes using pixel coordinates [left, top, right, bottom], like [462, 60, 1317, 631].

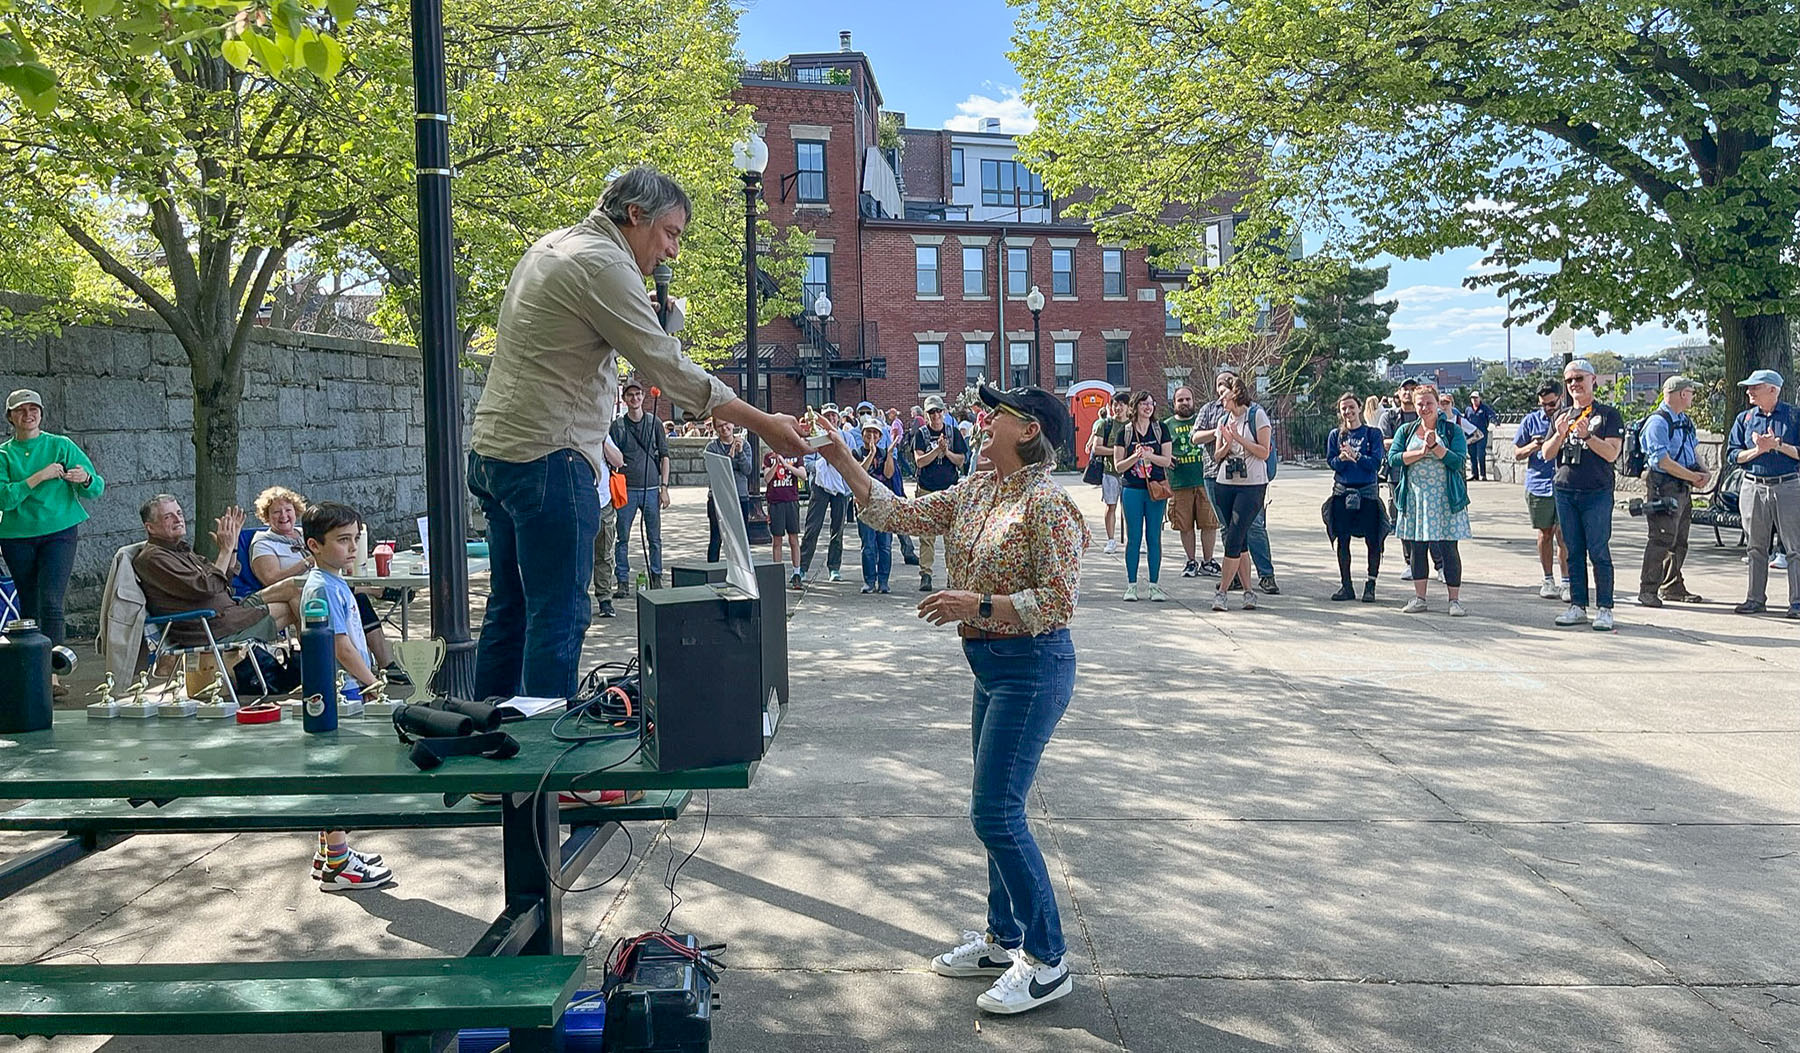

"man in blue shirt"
[1636, 376, 1710, 607]
[1512, 380, 1569, 600]
[1465, 390, 1496, 481]
[1726, 370, 1800, 617]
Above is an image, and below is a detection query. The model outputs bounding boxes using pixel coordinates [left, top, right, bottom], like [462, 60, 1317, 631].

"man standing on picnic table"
[469, 165, 808, 699]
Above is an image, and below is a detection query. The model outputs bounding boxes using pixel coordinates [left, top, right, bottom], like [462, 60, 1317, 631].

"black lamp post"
[1025, 284, 1046, 388]
[409, 0, 472, 697]
[733, 133, 771, 544]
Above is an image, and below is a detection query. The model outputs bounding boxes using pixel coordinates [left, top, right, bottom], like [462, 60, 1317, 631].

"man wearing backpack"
[1636, 376, 1710, 607]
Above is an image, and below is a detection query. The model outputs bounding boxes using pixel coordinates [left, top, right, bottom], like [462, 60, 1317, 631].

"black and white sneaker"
[976, 950, 1071, 1014]
[1200, 559, 1222, 576]
[930, 930, 1014, 978]
[1181, 559, 1199, 578]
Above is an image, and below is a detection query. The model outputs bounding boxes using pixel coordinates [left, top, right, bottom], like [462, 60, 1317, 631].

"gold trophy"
[87, 672, 120, 719]
[361, 675, 393, 719]
[194, 672, 237, 719]
[120, 672, 158, 718]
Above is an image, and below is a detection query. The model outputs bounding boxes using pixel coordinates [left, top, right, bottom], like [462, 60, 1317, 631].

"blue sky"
[735, 0, 1707, 367]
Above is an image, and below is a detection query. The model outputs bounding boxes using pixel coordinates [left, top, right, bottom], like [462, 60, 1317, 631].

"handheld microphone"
[653, 262, 672, 331]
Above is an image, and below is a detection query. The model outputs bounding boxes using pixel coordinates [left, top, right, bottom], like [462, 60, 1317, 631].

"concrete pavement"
[4, 466, 1795, 1051]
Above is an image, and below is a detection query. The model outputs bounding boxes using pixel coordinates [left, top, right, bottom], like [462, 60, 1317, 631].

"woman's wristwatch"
[979, 593, 993, 619]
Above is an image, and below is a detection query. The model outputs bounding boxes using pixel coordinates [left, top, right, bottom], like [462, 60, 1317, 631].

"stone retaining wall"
[1, 307, 485, 633]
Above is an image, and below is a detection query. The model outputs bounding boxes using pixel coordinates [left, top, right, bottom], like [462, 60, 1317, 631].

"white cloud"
[1382, 283, 1467, 308]
[942, 87, 1036, 134]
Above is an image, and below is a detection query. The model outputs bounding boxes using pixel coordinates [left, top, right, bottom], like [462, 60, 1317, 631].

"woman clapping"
[1208, 375, 1272, 611]
[1325, 392, 1387, 602]
[1384, 382, 1472, 616]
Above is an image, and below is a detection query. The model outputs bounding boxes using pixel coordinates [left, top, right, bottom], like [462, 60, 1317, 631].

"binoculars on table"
[392, 697, 504, 739]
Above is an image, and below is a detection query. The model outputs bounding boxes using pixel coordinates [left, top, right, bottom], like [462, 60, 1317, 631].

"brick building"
[724, 34, 1253, 416]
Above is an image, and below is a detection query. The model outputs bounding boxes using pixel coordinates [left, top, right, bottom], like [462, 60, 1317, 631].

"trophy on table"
[337, 671, 365, 718]
[391, 637, 446, 702]
[119, 672, 158, 719]
[158, 677, 198, 718]
[87, 672, 120, 719]
[361, 675, 391, 718]
[194, 672, 238, 719]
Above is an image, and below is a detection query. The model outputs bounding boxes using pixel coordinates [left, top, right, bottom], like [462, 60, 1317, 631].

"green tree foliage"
[1471, 363, 1555, 415]
[1273, 263, 1400, 404]
[0, 0, 784, 548]
[1011, 0, 1799, 399]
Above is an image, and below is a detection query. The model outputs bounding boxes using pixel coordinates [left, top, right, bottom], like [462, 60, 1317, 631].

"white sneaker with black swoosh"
[930, 930, 1014, 978]
[976, 950, 1071, 1014]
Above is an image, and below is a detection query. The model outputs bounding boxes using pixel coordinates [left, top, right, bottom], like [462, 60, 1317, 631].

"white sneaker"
[1240, 589, 1257, 610]
[1211, 591, 1227, 612]
[1555, 604, 1588, 627]
[1123, 583, 1139, 602]
[317, 853, 393, 893]
[930, 930, 1014, 978]
[975, 950, 1072, 1015]
[828, 570, 843, 582]
[1560, 583, 1572, 603]
[1774, 553, 1790, 570]
[1448, 600, 1467, 618]
[1103, 538, 1119, 555]
[1401, 597, 1428, 614]
[1148, 583, 1168, 602]
[1538, 577, 1559, 599]
[1592, 608, 1615, 632]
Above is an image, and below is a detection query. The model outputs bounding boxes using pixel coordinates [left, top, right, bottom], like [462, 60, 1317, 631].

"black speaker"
[752, 561, 790, 713]
[669, 561, 727, 587]
[637, 586, 764, 771]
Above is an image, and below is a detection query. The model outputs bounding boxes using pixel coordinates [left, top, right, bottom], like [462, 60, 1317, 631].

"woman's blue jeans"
[1120, 485, 1167, 584]
[0, 523, 79, 646]
[964, 628, 1076, 964]
[467, 449, 599, 699]
[1554, 488, 1615, 609]
[858, 522, 891, 586]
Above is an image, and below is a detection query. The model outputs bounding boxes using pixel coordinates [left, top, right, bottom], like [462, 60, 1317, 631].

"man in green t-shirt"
[1086, 391, 1131, 554]
[1164, 385, 1221, 576]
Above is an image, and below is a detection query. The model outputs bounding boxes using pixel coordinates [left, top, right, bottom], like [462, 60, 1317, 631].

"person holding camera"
[1636, 376, 1708, 607]
[1386, 381, 1471, 615]
[1208, 374, 1272, 611]
[1115, 390, 1174, 602]
[1325, 391, 1386, 602]
[1540, 358, 1626, 631]
[1727, 369, 1800, 617]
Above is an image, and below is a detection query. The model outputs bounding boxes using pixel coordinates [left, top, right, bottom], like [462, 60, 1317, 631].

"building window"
[918, 343, 942, 391]
[795, 66, 828, 83]
[947, 206, 971, 221]
[1103, 249, 1124, 296]
[980, 159, 1049, 209]
[965, 342, 987, 388]
[916, 245, 940, 296]
[1254, 296, 1272, 333]
[803, 254, 830, 313]
[950, 148, 964, 186]
[1053, 340, 1075, 389]
[795, 141, 827, 203]
[1006, 246, 1029, 296]
[1105, 339, 1127, 386]
[1204, 222, 1223, 267]
[1164, 295, 1181, 334]
[962, 246, 985, 296]
[1009, 341, 1032, 387]
[1051, 248, 1074, 296]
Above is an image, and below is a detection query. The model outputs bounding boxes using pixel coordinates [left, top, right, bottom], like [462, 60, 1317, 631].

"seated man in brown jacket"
[133, 493, 302, 648]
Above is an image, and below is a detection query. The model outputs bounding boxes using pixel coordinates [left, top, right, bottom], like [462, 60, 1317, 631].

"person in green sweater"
[1, 389, 104, 697]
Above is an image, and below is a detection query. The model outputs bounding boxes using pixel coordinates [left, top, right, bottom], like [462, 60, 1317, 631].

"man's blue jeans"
[1554, 488, 1615, 609]
[1206, 478, 1272, 576]
[615, 486, 663, 583]
[858, 522, 891, 587]
[468, 449, 599, 699]
[964, 628, 1076, 965]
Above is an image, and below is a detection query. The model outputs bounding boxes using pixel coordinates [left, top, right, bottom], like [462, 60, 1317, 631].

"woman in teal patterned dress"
[1385, 381, 1471, 616]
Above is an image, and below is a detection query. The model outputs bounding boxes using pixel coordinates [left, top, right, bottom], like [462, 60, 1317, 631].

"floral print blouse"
[857, 461, 1091, 636]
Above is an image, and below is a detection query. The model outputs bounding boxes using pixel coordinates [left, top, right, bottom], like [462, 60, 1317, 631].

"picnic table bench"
[0, 713, 761, 1051]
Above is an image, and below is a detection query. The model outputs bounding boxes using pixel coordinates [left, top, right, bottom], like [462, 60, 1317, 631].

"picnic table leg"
[399, 590, 411, 640]
[501, 791, 566, 1052]
[383, 1033, 433, 1053]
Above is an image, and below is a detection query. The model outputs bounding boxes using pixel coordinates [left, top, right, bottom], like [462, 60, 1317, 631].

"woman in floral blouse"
[1385, 381, 1472, 616]
[820, 383, 1089, 1017]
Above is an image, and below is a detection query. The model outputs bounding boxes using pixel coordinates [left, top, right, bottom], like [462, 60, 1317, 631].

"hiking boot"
[1330, 583, 1356, 601]
[976, 951, 1072, 1015]
[930, 931, 1014, 978]
[1362, 579, 1377, 603]
[920, 572, 933, 592]
[1257, 575, 1280, 595]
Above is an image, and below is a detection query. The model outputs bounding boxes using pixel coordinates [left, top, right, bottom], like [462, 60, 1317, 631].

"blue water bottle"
[299, 597, 338, 733]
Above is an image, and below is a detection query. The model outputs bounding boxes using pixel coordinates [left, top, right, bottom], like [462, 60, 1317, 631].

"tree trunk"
[1716, 305, 1794, 396]
[190, 360, 245, 560]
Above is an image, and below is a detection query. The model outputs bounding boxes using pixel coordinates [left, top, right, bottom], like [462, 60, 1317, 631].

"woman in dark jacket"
[1325, 391, 1386, 602]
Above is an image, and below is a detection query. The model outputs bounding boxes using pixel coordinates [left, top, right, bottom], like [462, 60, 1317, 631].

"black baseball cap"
[978, 383, 1070, 448]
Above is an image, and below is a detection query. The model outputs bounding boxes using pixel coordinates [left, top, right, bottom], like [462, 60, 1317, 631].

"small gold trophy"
[87, 672, 120, 719]
[120, 672, 157, 718]
[194, 672, 237, 719]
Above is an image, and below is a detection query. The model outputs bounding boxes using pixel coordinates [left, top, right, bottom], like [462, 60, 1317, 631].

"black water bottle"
[0, 619, 54, 734]
[299, 597, 338, 733]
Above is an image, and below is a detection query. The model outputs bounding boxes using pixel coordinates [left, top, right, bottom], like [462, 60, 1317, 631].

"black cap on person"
[978, 382, 1071, 449]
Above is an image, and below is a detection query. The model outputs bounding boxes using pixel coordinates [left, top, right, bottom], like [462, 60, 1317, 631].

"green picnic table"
[0, 712, 760, 1051]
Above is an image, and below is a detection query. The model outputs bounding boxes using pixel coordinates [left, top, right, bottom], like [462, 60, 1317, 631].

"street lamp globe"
[732, 133, 769, 175]
[813, 292, 833, 319]
[1024, 285, 1045, 313]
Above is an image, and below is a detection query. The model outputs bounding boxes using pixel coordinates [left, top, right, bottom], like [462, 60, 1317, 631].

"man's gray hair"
[140, 493, 179, 523]
[599, 166, 692, 227]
